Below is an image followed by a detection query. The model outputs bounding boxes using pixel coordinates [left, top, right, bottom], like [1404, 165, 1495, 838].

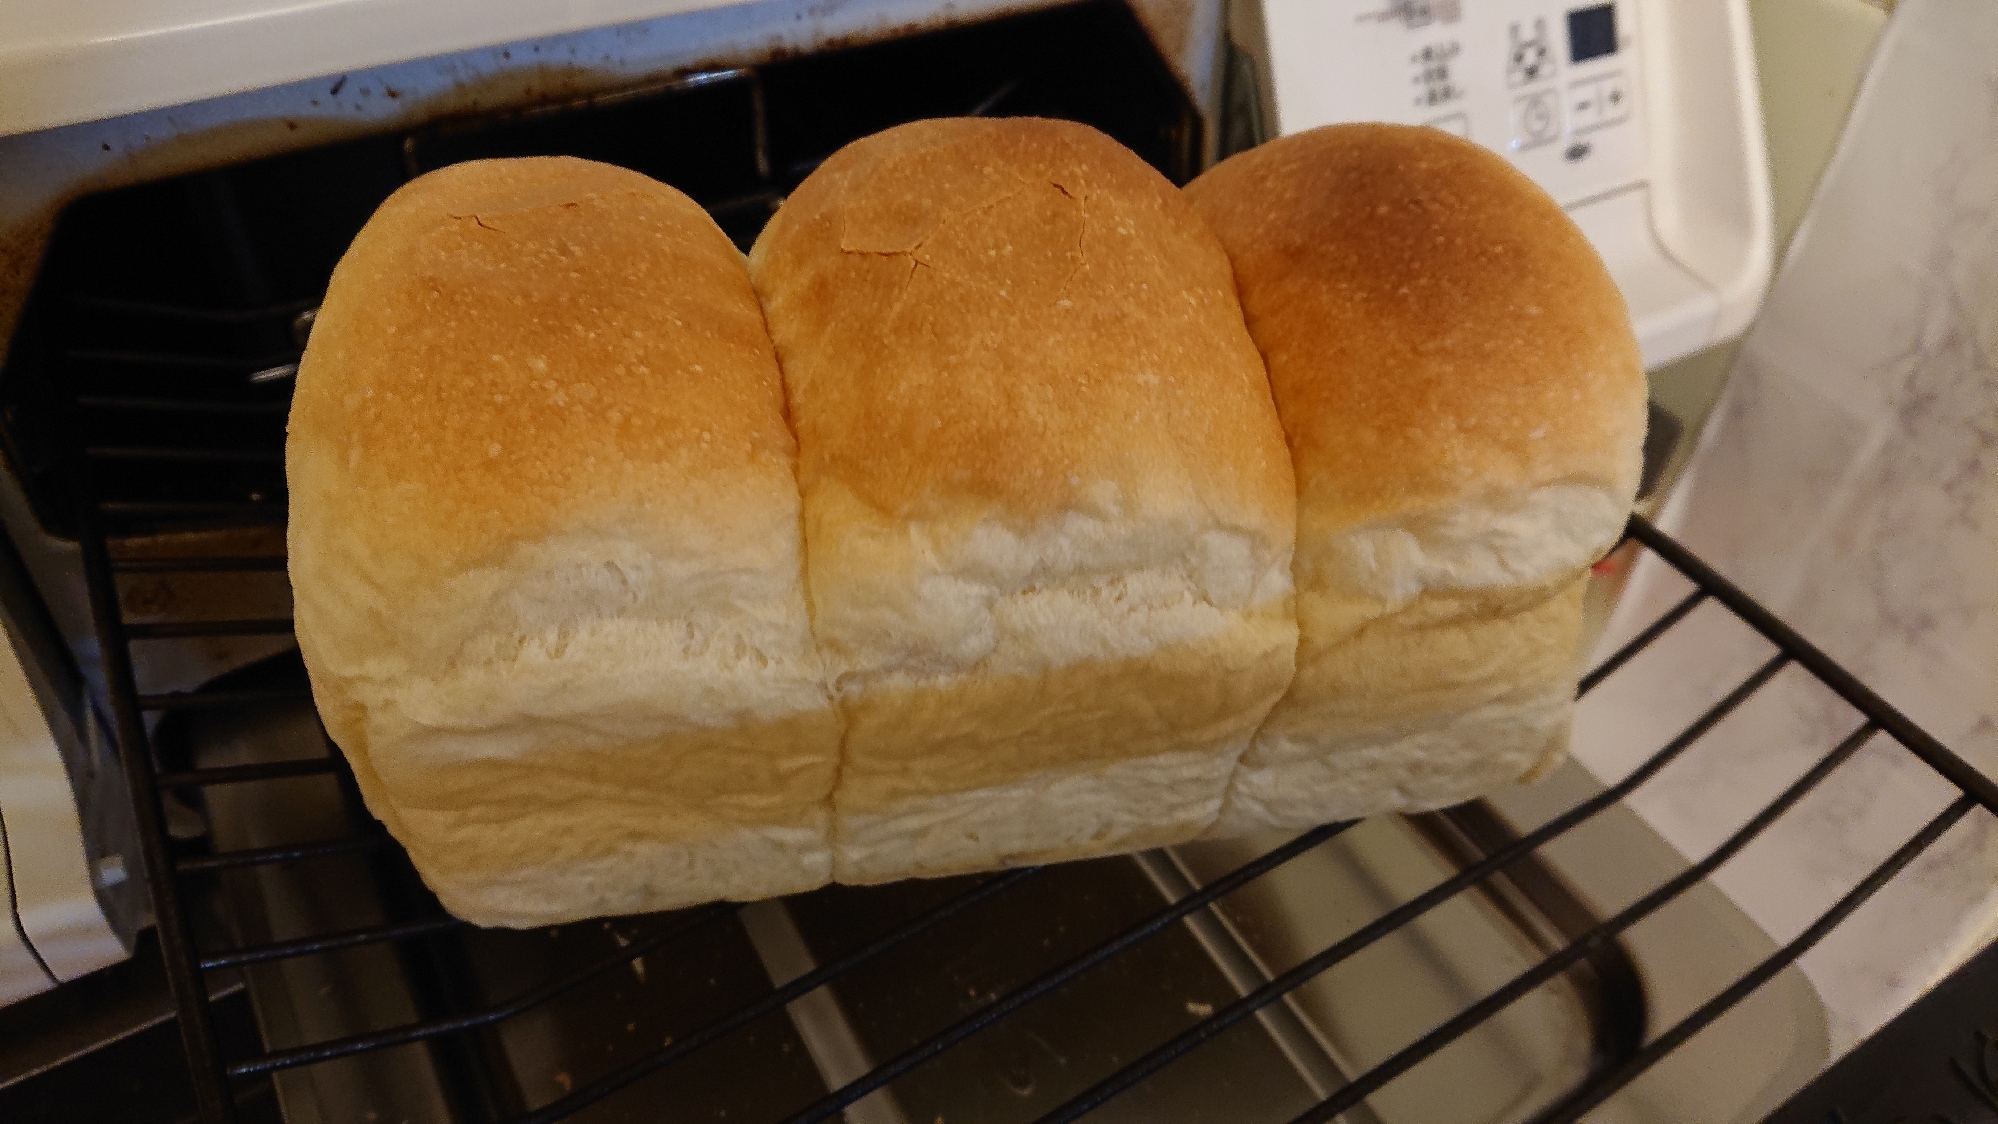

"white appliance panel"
[1251, 0, 1773, 370]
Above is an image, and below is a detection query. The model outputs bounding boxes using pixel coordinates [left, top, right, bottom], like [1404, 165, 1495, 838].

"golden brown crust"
[749, 117, 1294, 536]
[289, 156, 799, 594]
[749, 119, 1298, 878]
[1184, 123, 1646, 530]
[288, 157, 841, 925]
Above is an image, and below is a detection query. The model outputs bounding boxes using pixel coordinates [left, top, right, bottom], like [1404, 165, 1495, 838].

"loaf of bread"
[290, 122, 1641, 923]
[1184, 124, 1646, 835]
[748, 118, 1298, 882]
[288, 157, 842, 927]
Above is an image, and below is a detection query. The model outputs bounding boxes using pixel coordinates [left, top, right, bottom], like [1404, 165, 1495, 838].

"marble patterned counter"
[1570, 0, 1998, 1056]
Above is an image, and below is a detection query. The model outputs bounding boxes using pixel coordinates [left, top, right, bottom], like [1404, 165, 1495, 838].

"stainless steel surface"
[740, 900, 911, 1124]
[1130, 849, 1363, 1110]
[1173, 823, 1599, 1121]
[1484, 760, 1832, 1124]
[185, 683, 455, 1124]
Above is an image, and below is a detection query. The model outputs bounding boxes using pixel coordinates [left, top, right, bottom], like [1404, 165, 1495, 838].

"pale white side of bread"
[840, 745, 1244, 884]
[1212, 684, 1571, 835]
[411, 817, 833, 929]
[302, 523, 837, 763]
[1216, 486, 1603, 836]
[1204, 389, 1628, 845]
[1302, 482, 1627, 603]
[291, 506, 843, 920]
[807, 482, 1294, 691]
[810, 483, 1298, 880]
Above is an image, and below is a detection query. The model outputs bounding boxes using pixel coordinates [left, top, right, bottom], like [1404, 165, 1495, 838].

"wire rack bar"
[227, 902, 738, 1077]
[86, 446, 285, 464]
[140, 687, 315, 712]
[124, 618, 295, 639]
[112, 556, 289, 573]
[1576, 587, 1706, 696]
[198, 916, 464, 971]
[76, 395, 294, 415]
[705, 189, 788, 220]
[70, 295, 319, 322]
[157, 758, 336, 787]
[778, 821, 1354, 1124]
[66, 349, 299, 371]
[176, 830, 392, 873]
[74, 493, 239, 1124]
[97, 501, 288, 522]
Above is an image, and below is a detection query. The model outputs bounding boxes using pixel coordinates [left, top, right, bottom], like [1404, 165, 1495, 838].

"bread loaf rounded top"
[1185, 123, 1644, 542]
[748, 116, 1294, 543]
[289, 156, 800, 597]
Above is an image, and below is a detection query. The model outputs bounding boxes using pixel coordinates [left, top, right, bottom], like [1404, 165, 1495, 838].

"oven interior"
[0, 3, 1987, 1122]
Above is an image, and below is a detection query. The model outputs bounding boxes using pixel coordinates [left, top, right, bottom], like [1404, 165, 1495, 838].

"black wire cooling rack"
[67, 480, 1998, 1124]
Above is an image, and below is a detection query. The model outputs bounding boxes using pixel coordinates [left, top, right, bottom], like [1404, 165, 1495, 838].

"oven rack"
[69, 468, 1998, 1123]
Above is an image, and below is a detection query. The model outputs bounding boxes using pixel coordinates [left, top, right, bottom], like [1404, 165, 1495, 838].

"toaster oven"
[0, 2, 1988, 1122]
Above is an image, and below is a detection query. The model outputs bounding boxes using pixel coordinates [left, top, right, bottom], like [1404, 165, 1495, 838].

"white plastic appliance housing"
[0, 623, 130, 1006]
[1248, 0, 1774, 370]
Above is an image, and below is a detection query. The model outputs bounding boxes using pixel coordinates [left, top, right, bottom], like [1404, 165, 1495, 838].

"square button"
[1511, 89, 1561, 149]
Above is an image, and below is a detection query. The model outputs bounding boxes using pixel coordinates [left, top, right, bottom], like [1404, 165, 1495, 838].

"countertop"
[1572, 0, 1998, 1056]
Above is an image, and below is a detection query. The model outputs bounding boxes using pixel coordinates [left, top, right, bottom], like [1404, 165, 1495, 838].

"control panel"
[1259, 0, 1646, 208]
